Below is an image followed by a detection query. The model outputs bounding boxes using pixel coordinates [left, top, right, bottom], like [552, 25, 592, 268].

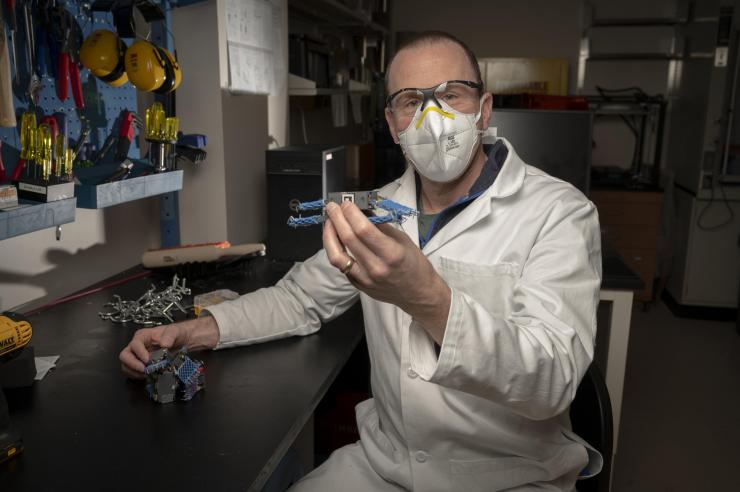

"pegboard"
[1, 2, 142, 178]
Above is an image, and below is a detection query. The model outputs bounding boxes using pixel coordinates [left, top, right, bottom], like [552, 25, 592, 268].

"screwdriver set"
[14, 109, 75, 202]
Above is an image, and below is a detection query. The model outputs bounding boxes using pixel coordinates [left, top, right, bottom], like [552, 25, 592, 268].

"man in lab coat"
[120, 31, 603, 491]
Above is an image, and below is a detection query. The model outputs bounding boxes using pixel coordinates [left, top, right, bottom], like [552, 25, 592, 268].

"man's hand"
[119, 316, 220, 379]
[323, 201, 451, 344]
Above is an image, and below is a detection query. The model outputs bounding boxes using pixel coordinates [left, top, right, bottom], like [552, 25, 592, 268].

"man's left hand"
[322, 201, 450, 344]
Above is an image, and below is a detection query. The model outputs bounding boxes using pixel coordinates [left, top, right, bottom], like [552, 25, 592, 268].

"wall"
[269, 0, 290, 148]
[0, 0, 289, 311]
[174, 0, 286, 245]
[392, 0, 583, 93]
[0, 199, 160, 312]
[174, 1, 229, 244]
[392, 0, 685, 173]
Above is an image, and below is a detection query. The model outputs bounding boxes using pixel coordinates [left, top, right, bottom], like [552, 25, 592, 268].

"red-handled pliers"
[55, 9, 84, 109]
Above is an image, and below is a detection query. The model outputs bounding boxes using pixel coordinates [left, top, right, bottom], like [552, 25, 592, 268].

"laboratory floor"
[611, 300, 740, 491]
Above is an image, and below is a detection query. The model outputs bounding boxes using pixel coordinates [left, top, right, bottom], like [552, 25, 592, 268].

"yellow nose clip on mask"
[415, 106, 456, 129]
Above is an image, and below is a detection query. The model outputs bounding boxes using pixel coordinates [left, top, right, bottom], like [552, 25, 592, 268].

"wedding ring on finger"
[340, 257, 356, 275]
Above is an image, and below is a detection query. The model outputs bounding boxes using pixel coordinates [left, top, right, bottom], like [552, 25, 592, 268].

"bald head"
[385, 32, 483, 95]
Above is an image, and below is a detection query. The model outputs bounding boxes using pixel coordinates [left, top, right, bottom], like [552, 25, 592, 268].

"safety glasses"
[386, 80, 483, 118]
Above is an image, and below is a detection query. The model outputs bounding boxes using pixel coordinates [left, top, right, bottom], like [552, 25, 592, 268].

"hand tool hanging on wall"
[72, 122, 90, 158]
[11, 110, 35, 181]
[34, 1, 54, 80]
[94, 125, 118, 165]
[22, 0, 41, 104]
[115, 110, 134, 160]
[51, 5, 84, 108]
[175, 133, 207, 167]
[68, 12, 85, 109]
[0, 3, 16, 127]
[5, 0, 19, 86]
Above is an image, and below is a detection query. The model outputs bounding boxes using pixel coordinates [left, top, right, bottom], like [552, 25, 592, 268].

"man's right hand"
[119, 316, 220, 379]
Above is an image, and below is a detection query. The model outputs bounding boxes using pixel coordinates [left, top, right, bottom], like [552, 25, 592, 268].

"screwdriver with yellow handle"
[37, 124, 53, 182]
[10, 111, 36, 181]
[63, 148, 73, 182]
[145, 103, 179, 172]
[163, 116, 179, 170]
[55, 136, 64, 179]
[145, 102, 166, 141]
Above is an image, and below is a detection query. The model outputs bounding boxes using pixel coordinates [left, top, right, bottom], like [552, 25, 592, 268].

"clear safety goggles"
[386, 80, 483, 118]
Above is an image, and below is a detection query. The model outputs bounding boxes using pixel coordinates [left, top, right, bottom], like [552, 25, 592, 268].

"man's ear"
[385, 107, 400, 144]
[479, 92, 493, 130]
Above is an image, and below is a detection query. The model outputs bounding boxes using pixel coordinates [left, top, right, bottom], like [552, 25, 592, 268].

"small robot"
[287, 190, 418, 228]
[144, 348, 205, 404]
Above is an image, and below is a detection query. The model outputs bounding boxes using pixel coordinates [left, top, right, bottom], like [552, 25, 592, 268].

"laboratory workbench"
[0, 247, 641, 492]
[0, 258, 364, 492]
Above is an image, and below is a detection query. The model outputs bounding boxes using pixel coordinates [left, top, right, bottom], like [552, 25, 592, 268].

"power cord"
[697, 181, 735, 230]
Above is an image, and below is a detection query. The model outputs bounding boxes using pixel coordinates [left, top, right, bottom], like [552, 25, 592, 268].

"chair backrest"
[570, 363, 613, 492]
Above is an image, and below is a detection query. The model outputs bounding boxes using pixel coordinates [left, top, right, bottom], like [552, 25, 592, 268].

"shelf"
[0, 197, 76, 241]
[590, 103, 664, 116]
[593, 109, 657, 116]
[289, 88, 371, 96]
[591, 17, 684, 27]
[75, 163, 183, 209]
[587, 53, 681, 61]
[288, 0, 389, 34]
[288, 73, 371, 96]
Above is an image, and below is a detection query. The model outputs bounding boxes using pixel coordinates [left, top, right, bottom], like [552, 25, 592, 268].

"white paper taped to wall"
[225, 0, 285, 95]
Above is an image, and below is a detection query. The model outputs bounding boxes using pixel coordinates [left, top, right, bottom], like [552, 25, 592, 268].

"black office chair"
[571, 363, 613, 492]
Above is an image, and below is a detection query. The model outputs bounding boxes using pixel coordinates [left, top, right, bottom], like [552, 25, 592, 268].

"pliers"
[54, 8, 84, 108]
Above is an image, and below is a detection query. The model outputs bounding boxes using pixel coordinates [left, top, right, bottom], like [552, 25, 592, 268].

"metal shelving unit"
[577, 5, 688, 93]
[288, 0, 389, 34]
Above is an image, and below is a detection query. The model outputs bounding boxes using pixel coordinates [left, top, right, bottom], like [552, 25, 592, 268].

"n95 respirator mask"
[398, 99, 484, 183]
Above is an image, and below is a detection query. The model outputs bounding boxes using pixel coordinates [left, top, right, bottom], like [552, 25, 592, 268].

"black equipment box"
[266, 145, 346, 262]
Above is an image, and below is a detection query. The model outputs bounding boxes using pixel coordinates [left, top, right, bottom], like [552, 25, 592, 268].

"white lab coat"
[208, 138, 604, 491]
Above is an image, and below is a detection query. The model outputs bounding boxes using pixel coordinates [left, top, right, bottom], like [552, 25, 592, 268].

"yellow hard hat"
[79, 30, 128, 87]
[125, 40, 181, 94]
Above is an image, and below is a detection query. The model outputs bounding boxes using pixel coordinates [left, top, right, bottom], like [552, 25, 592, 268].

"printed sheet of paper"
[225, 0, 285, 95]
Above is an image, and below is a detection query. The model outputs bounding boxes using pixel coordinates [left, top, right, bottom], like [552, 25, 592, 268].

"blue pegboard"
[1, 0, 184, 248]
[1, 3, 141, 179]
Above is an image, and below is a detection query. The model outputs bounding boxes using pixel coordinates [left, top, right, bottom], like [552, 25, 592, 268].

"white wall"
[269, 0, 289, 148]
[392, 0, 583, 93]
[173, 0, 229, 244]
[0, 200, 160, 311]
[174, 0, 286, 245]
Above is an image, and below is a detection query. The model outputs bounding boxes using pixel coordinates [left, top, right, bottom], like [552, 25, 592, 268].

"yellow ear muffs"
[124, 40, 167, 92]
[164, 49, 182, 92]
[80, 30, 128, 87]
[154, 46, 176, 94]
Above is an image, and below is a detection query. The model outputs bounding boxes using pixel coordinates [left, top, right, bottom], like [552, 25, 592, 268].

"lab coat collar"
[487, 137, 527, 199]
[387, 166, 421, 248]
[385, 137, 526, 255]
